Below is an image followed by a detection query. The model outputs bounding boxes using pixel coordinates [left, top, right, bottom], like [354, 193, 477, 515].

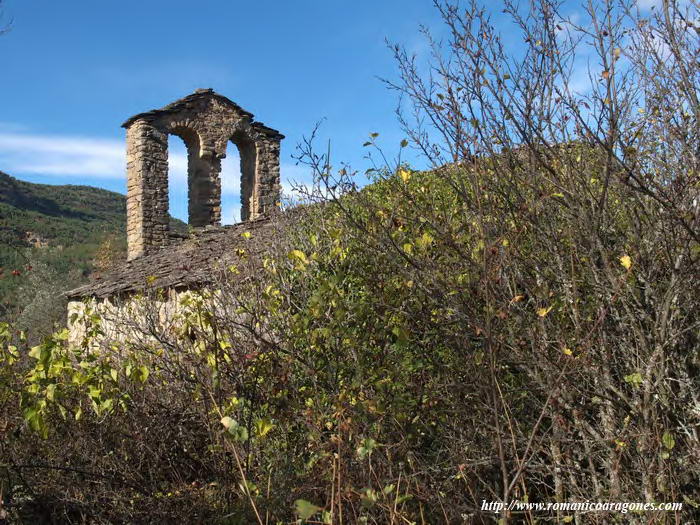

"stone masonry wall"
[124, 90, 283, 260]
[125, 120, 169, 259]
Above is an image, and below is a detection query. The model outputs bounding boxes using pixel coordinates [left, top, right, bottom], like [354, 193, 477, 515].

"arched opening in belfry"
[231, 131, 258, 222]
[167, 134, 189, 224]
[123, 90, 282, 259]
[219, 145, 242, 225]
[166, 126, 221, 229]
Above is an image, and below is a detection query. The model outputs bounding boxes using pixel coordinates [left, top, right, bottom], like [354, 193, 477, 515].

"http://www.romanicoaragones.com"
[481, 499, 683, 515]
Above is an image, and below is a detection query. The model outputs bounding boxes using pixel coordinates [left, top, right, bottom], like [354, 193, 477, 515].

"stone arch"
[123, 89, 283, 259]
[230, 129, 258, 222]
[169, 124, 221, 228]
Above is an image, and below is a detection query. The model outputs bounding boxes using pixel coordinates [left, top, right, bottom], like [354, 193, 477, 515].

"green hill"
[0, 171, 130, 328]
[0, 171, 184, 332]
[0, 170, 127, 249]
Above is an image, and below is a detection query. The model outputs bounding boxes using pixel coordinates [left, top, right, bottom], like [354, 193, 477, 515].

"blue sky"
[0, 0, 448, 222]
[0, 0, 663, 223]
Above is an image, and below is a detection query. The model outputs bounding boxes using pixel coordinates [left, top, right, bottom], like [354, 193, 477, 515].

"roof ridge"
[121, 90, 284, 139]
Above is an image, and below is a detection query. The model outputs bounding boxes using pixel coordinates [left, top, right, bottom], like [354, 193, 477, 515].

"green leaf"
[288, 249, 309, 265]
[623, 372, 643, 387]
[254, 418, 274, 438]
[662, 431, 675, 450]
[221, 416, 249, 443]
[45, 383, 56, 402]
[28, 345, 42, 360]
[295, 499, 322, 520]
[357, 437, 379, 459]
[100, 398, 114, 413]
[88, 385, 102, 400]
[416, 231, 434, 249]
[361, 488, 379, 507]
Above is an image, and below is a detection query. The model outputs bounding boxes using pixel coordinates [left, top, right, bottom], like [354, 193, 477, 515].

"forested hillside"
[0, 172, 184, 334]
[0, 172, 127, 330]
[0, 170, 126, 245]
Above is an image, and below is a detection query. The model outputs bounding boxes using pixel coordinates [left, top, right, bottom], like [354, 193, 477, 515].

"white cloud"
[0, 131, 127, 178]
[221, 154, 241, 194]
[0, 128, 307, 224]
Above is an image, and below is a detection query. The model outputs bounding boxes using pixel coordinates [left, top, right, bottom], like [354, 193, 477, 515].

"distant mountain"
[0, 171, 127, 250]
[0, 171, 184, 327]
[0, 171, 188, 250]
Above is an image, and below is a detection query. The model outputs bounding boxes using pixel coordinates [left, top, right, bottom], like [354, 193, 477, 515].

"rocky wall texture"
[124, 89, 283, 259]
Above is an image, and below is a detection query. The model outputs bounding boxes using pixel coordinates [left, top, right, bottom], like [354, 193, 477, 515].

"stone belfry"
[123, 89, 284, 260]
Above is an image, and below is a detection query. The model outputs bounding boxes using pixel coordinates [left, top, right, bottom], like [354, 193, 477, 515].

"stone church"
[67, 89, 285, 339]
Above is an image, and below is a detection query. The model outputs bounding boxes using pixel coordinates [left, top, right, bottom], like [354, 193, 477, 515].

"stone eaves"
[121, 88, 285, 139]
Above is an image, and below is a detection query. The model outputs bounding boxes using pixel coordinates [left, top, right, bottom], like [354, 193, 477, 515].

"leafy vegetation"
[1, 0, 699, 523]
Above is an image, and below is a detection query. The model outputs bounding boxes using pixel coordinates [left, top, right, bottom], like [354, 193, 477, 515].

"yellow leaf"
[288, 249, 309, 265]
[537, 306, 553, 318]
[254, 418, 275, 438]
[398, 169, 411, 183]
[619, 255, 632, 270]
[45, 384, 56, 402]
[511, 295, 525, 304]
[241, 231, 252, 239]
[563, 347, 573, 356]
[417, 232, 433, 249]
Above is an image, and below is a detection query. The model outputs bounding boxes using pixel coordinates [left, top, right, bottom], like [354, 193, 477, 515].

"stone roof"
[66, 217, 281, 300]
[121, 88, 285, 139]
